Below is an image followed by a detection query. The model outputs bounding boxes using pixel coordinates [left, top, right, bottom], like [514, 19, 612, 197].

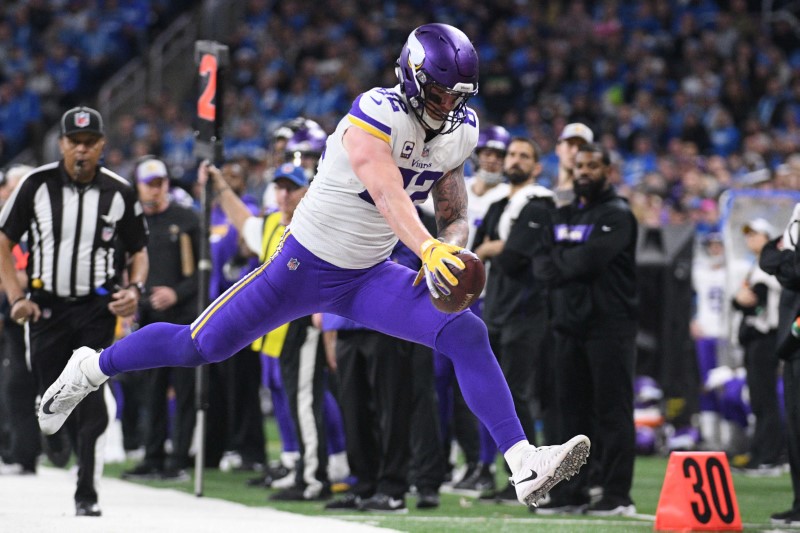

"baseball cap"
[135, 159, 168, 183]
[273, 163, 309, 188]
[703, 231, 723, 245]
[60, 106, 105, 137]
[742, 217, 776, 238]
[559, 123, 593, 143]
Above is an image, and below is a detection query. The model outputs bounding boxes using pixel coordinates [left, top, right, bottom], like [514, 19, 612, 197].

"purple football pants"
[100, 234, 525, 453]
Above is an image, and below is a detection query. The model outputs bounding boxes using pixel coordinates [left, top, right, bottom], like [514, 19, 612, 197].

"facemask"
[475, 168, 504, 185]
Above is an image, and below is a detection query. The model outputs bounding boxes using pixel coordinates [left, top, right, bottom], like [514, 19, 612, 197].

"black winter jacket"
[533, 187, 638, 338]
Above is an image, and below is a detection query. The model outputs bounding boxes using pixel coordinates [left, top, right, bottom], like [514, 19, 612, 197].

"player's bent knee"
[436, 311, 490, 355]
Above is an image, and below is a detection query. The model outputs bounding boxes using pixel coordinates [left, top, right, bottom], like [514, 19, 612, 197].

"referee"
[0, 106, 148, 517]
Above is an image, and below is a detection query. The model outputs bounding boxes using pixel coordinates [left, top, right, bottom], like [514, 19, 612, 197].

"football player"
[38, 23, 589, 508]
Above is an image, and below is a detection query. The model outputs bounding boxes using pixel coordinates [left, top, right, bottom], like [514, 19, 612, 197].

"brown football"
[431, 250, 486, 313]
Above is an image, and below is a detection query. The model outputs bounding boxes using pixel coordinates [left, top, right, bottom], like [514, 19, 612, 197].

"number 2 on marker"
[198, 54, 218, 122]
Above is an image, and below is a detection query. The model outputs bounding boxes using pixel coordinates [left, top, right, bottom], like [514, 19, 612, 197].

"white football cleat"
[38, 347, 101, 435]
[511, 434, 591, 506]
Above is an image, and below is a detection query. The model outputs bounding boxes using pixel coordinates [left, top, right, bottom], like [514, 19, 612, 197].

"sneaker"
[325, 493, 362, 510]
[160, 468, 190, 482]
[491, 483, 519, 505]
[453, 463, 495, 493]
[269, 484, 331, 502]
[532, 496, 588, 515]
[38, 347, 102, 435]
[219, 451, 242, 472]
[452, 462, 479, 490]
[42, 431, 72, 468]
[271, 471, 296, 489]
[740, 464, 784, 477]
[772, 508, 800, 526]
[0, 462, 35, 476]
[511, 435, 590, 506]
[416, 489, 440, 510]
[75, 501, 102, 517]
[359, 493, 408, 513]
[585, 496, 636, 516]
[473, 463, 496, 493]
[246, 474, 273, 488]
[121, 463, 163, 480]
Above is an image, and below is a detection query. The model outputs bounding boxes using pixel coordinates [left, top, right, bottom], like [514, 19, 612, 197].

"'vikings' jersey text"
[291, 85, 479, 269]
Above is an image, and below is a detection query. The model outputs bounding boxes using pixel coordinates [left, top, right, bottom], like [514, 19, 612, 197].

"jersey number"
[359, 169, 444, 205]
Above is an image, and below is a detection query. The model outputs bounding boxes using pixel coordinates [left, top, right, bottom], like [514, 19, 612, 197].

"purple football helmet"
[476, 125, 511, 154]
[285, 118, 328, 156]
[395, 23, 478, 134]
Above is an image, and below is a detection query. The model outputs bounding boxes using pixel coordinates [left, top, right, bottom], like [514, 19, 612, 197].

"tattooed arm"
[431, 161, 469, 248]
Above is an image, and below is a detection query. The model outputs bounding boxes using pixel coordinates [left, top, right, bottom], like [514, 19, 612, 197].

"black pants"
[743, 330, 785, 465]
[29, 296, 114, 504]
[783, 356, 800, 510]
[552, 332, 636, 503]
[336, 329, 412, 498]
[280, 317, 328, 489]
[409, 343, 445, 492]
[114, 371, 148, 451]
[487, 314, 547, 445]
[140, 366, 196, 470]
[221, 347, 266, 465]
[0, 321, 40, 470]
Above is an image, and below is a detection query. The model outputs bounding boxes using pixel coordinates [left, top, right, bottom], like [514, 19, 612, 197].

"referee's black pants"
[29, 295, 114, 505]
[280, 317, 329, 491]
[551, 331, 636, 504]
[335, 329, 412, 499]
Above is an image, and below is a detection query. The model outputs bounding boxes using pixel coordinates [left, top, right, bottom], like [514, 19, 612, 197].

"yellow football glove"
[413, 238, 465, 299]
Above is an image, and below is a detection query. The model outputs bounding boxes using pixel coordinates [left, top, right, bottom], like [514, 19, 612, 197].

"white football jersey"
[291, 86, 479, 269]
[693, 258, 726, 339]
[465, 178, 509, 249]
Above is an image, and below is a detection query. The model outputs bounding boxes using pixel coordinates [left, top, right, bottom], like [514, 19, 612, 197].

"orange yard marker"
[655, 451, 742, 531]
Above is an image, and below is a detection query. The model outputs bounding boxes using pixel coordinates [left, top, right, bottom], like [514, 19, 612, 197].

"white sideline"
[0, 467, 391, 533]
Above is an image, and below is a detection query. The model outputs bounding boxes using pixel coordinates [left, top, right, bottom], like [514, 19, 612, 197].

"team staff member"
[533, 143, 637, 516]
[472, 137, 555, 501]
[0, 106, 148, 517]
[122, 157, 199, 482]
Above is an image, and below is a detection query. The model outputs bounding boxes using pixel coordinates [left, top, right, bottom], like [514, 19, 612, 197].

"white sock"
[504, 440, 533, 474]
[80, 351, 109, 387]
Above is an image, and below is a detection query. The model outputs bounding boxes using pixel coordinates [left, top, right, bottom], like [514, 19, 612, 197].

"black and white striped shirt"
[0, 161, 148, 299]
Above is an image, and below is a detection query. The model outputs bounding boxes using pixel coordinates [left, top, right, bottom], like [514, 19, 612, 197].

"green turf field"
[102, 419, 794, 533]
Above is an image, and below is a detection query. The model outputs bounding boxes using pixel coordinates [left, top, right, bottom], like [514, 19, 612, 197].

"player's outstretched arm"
[343, 127, 431, 253]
